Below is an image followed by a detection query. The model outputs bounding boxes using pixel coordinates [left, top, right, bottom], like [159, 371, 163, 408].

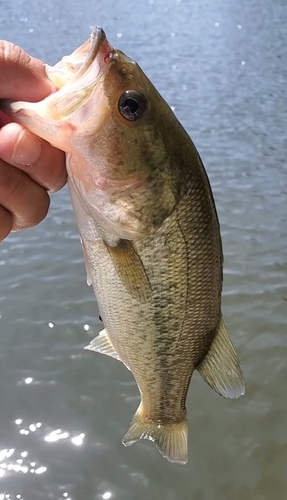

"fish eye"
[118, 90, 148, 122]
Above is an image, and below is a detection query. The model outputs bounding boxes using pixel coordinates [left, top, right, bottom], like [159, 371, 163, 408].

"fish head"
[0, 28, 187, 237]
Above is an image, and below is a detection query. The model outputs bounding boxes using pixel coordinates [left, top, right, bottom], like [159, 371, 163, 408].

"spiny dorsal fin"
[84, 328, 121, 361]
[104, 239, 152, 304]
[197, 316, 245, 399]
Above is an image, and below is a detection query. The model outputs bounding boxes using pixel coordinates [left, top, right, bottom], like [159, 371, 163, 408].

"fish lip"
[70, 27, 100, 78]
[76, 26, 114, 78]
[90, 26, 107, 50]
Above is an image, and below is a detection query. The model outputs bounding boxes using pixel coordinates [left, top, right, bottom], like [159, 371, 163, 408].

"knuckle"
[13, 191, 50, 231]
[48, 171, 67, 193]
[39, 145, 67, 193]
[0, 162, 51, 232]
[0, 165, 24, 199]
[0, 206, 12, 241]
[30, 195, 50, 227]
[0, 40, 30, 69]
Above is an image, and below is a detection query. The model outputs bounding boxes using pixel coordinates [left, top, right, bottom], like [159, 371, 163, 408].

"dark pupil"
[118, 91, 147, 122]
[123, 98, 138, 114]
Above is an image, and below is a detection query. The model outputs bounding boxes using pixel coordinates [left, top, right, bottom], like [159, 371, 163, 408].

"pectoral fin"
[197, 317, 245, 399]
[80, 238, 92, 286]
[104, 239, 152, 303]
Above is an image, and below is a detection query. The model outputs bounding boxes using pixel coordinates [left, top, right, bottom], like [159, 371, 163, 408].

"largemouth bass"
[0, 27, 245, 464]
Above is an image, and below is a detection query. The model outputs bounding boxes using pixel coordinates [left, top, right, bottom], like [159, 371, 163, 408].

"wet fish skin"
[0, 27, 245, 464]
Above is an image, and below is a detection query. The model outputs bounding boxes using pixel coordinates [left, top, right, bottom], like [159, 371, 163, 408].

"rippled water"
[0, 0, 286, 499]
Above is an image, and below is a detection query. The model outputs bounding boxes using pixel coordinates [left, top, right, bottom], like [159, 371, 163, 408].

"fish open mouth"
[65, 27, 114, 85]
[46, 27, 115, 122]
[45, 27, 115, 120]
[44, 26, 115, 90]
[0, 26, 115, 124]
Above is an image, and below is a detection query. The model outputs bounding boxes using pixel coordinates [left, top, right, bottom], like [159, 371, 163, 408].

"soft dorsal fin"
[197, 317, 245, 399]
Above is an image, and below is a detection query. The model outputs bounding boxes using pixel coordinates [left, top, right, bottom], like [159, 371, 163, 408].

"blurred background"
[0, 0, 286, 499]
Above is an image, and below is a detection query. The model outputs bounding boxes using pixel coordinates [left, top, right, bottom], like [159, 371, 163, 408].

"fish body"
[0, 28, 244, 464]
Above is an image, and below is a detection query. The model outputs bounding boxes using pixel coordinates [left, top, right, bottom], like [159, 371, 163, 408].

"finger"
[0, 204, 13, 241]
[0, 40, 56, 101]
[0, 122, 67, 193]
[0, 158, 50, 231]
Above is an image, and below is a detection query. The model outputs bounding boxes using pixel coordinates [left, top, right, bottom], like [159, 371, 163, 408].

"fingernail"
[11, 130, 42, 166]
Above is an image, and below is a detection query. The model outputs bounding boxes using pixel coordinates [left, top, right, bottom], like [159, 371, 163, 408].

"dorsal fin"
[197, 317, 245, 399]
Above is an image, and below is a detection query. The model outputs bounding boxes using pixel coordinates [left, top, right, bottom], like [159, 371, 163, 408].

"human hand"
[0, 40, 66, 241]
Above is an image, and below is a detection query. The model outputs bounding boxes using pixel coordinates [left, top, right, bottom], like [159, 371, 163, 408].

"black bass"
[0, 27, 245, 464]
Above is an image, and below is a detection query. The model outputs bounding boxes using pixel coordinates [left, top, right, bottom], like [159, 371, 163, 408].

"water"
[0, 0, 286, 498]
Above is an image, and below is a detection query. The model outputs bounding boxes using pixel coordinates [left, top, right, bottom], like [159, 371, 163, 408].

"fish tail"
[122, 405, 188, 465]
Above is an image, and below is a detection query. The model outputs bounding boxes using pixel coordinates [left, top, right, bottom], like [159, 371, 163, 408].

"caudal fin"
[122, 407, 188, 465]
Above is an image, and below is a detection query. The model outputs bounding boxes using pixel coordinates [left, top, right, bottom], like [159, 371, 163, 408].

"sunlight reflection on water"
[0, 447, 46, 476]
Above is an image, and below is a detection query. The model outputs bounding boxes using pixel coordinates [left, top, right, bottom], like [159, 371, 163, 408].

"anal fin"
[197, 316, 245, 399]
[84, 328, 121, 362]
